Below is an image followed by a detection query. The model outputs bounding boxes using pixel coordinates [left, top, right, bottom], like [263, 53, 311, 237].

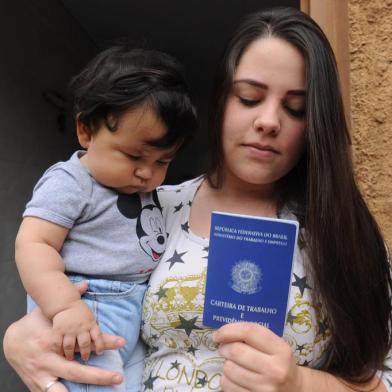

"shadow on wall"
[0, 1, 96, 390]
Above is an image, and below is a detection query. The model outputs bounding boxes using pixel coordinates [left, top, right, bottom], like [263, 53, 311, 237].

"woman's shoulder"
[158, 175, 204, 192]
[157, 175, 204, 200]
[156, 175, 204, 219]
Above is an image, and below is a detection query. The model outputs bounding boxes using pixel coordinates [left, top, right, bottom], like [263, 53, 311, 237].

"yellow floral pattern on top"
[143, 268, 223, 391]
[141, 177, 332, 391]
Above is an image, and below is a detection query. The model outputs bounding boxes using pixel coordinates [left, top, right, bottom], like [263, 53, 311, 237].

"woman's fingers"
[214, 322, 301, 392]
[222, 357, 262, 389]
[219, 341, 270, 373]
[94, 333, 125, 351]
[73, 333, 124, 354]
[213, 322, 283, 354]
[45, 352, 123, 385]
[4, 309, 126, 390]
[220, 369, 249, 392]
[41, 380, 68, 392]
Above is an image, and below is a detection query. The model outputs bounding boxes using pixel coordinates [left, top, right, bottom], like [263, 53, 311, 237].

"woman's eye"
[238, 97, 259, 107]
[284, 97, 306, 119]
[285, 106, 305, 119]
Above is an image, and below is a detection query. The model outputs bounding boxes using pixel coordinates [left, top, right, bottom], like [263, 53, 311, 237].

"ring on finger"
[43, 379, 60, 392]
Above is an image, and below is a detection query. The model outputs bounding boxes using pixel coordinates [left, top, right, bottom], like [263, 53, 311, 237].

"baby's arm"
[15, 217, 104, 360]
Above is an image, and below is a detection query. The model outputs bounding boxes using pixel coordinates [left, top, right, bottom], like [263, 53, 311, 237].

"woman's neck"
[189, 175, 278, 238]
[208, 182, 277, 217]
[210, 171, 278, 216]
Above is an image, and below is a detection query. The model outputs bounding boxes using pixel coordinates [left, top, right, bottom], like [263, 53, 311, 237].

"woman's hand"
[213, 322, 303, 392]
[3, 283, 126, 392]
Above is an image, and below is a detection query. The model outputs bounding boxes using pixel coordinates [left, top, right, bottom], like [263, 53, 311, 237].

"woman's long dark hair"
[207, 7, 392, 385]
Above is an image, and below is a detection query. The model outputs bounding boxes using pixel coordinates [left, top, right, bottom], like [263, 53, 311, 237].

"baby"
[15, 45, 197, 391]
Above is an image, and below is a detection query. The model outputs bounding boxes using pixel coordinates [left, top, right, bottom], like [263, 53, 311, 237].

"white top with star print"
[141, 176, 392, 391]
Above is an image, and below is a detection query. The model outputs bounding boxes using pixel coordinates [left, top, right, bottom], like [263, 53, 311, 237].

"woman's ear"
[76, 115, 93, 148]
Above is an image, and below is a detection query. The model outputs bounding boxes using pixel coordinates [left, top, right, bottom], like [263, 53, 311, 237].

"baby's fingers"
[52, 330, 65, 356]
[63, 334, 77, 361]
[77, 331, 92, 361]
[91, 325, 105, 355]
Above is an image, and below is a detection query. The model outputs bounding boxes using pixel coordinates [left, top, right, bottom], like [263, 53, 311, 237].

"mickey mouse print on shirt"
[117, 190, 166, 263]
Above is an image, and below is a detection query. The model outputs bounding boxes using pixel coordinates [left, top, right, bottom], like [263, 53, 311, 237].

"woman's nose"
[253, 103, 281, 134]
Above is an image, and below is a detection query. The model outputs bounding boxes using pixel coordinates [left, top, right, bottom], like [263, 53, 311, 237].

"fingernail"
[112, 374, 123, 384]
[212, 331, 218, 342]
[116, 338, 125, 346]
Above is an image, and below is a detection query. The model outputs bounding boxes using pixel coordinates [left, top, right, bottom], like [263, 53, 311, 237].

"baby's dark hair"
[70, 45, 197, 149]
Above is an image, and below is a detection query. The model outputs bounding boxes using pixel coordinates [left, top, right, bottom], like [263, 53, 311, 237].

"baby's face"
[79, 107, 177, 194]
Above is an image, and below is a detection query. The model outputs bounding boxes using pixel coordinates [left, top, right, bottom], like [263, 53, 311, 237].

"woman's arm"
[213, 322, 387, 392]
[3, 290, 125, 392]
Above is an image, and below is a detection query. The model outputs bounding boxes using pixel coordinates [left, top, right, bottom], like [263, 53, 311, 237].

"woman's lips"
[243, 143, 279, 158]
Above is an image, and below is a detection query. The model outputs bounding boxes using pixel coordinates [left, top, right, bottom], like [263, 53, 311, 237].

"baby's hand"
[52, 300, 104, 361]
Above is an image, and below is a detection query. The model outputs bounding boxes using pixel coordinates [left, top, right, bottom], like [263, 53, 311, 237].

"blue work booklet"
[203, 211, 298, 336]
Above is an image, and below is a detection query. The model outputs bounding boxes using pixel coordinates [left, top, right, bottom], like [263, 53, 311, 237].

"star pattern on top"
[154, 286, 168, 301]
[174, 202, 184, 212]
[170, 360, 181, 369]
[286, 312, 296, 326]
[165, 250, 187, 270]
[147, 345, 159, 356]
[202, 245, 209, 259]
[143, 372, 160, 390]
[296, 343, 306, 353]
[196, 375, 208, 387]
[187, 344, 199, 355]
[175, 315, 202, 336]
[291, 273, 312, 296]
[181, 221, 190, 233]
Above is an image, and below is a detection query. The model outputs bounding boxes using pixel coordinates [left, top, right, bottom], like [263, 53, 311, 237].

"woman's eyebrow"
[233, 79, 267, 89]
[233, 79, 305, 96]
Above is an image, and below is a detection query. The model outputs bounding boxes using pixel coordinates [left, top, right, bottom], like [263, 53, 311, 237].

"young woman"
[4, 7, 392, 392]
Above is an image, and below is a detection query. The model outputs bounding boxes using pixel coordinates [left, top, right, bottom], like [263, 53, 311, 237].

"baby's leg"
[117, 282, 147, 391]
[124, 339, 147, 392]
[66, 276, 147, 392]
[27, 284, 127, 392]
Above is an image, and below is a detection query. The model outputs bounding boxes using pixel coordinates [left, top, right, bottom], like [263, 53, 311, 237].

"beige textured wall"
[349, 0, 392, 247]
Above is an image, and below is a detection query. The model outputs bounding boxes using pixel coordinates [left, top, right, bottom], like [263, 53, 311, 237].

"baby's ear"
[76, 115, 93, 148]
[117, 193, 142, 219]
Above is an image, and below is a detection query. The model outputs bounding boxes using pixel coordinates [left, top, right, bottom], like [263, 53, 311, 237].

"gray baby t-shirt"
[23, 151, 166, 281]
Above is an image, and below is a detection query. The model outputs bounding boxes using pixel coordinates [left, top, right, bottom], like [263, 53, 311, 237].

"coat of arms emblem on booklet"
[203, 211, 299, 336]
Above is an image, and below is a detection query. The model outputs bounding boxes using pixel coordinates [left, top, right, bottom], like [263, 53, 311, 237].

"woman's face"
[222, 37, 306, 190]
